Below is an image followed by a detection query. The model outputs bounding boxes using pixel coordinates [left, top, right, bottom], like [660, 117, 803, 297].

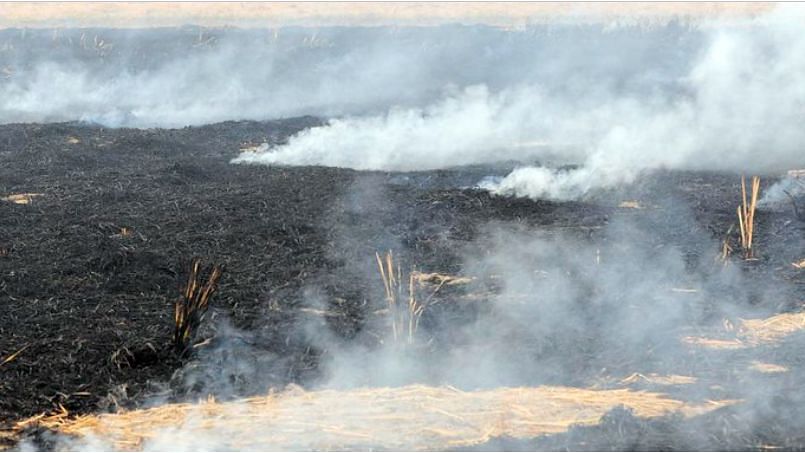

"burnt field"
[1, 118, 804, 450]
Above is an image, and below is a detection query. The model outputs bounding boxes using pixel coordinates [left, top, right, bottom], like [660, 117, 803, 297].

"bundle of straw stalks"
[375, 251, 444, 345]
[174, 258, 222, 355]
[736, 175, 760, 259]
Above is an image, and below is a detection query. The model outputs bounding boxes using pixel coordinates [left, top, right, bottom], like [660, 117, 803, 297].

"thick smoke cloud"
[234, 84, 591, 171]
[6, 9, 805, 451]
[236, 6, 805, 200]
[1, 28, 436, 127]
[4, 11, 803, 198]
[1, 23, 697, 128]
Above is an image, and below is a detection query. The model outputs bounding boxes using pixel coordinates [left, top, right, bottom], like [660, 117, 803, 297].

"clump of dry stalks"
[375, 251, 444, 345]
[174, 258, 223, 355]
[720, 175, 761, 262]
[737, 175, 761, 260]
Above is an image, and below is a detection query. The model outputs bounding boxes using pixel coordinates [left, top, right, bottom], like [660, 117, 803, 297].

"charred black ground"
[0, 119, 803, 450]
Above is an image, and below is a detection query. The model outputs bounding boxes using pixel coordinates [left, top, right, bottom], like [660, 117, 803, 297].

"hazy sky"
[0, 2, 774, 29]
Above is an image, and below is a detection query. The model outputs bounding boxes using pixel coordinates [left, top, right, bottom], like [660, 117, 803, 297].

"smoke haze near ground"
[0, 23, 698, 128]
[29, 198, 797, 451]
[232, 5, 804, 200]
[5, 9, 803, 203]
[4, 6, 805, 451]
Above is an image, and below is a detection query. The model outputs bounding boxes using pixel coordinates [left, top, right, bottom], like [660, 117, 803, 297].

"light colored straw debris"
[13, 384, 735, 451]
[620, 373, 697, 386]
[2, 193, 43, 205]
[749, 361, 789, 374]
[618, 200, 642, 209]
[682, 311, 805, 350]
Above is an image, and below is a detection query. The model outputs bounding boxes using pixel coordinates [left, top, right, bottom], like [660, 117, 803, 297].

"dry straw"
[11, 384, 734, 451]
[736, 175, 760, 259]
[683, 311, 805, 350]
[375, 251, 431, 344]
[174, 258, 222, 354]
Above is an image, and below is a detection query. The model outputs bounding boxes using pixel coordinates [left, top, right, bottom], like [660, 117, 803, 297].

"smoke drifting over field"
[316, 219, 751, 390]
[5, 5, 805, 451]
[5, 9, 803, 202]
[32, 199, 799, 450]
[0, 23, 697, 128]
[236, 6, 805, 200]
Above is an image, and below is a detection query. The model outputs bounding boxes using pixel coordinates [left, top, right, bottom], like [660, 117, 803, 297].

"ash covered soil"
[1, 119, 804, 450]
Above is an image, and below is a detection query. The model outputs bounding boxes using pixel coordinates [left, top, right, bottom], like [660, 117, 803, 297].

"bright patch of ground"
[14, 385, 734, 451]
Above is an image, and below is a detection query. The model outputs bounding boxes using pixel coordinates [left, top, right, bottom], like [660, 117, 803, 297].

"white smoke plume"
[1, 23, 696, 128]
[236, 6, 805, 200]
[5, 9, 805, 451]
[233, 84, 589, 171]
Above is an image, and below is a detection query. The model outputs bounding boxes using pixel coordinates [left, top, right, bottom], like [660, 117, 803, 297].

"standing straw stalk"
[737, 175, 760, 259]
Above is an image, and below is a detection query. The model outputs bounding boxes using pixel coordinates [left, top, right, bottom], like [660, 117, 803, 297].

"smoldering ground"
[3, 5, 805, 451]
[25, 168, 804, 450]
